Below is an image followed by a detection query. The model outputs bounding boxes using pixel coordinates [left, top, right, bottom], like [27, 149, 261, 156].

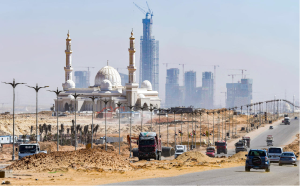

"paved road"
[105, 118, 300, 185]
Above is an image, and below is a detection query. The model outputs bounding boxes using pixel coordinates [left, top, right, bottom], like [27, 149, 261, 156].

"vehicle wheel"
[294, 164, 297, 166]
[225, 150, 227, 154]
[158, 152, 161, 160]
[155, 154, 158, 160]
[138, 157, 143, 161]
[279, 163, 282, 166]
[265, 167, 270, 172]
[245, 167, 250, 172]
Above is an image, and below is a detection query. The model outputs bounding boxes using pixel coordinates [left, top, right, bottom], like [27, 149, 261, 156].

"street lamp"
[180, 110, 184, 145]
[199, 111, 202, 148]
[149, 104, 154, 132]
[165, 109, 170, 147]
[2, 79, 26, 160]
[102, 98, 109, 151]
[27, 83, 49, 143]
[88, 95, 98, 148]
[127, 105, 134, 158]
[217, 110, 220, 140]
[116, 102, 122, 155]
[158, 108, 163, 138]
[48, 87, 63, 151]
[212, 111, 215, 144]
[206, 111, 209, 145]
[71, 92, 82, 150]
[228, 108, 231, 138]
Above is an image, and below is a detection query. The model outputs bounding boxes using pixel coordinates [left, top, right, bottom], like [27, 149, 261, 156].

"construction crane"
[228, 69, 247, 79]
[133, 2, 153, 19]
[228, 74, 240, 83]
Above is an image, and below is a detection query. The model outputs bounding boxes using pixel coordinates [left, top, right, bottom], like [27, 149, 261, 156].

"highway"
[106, 118, 300, 185]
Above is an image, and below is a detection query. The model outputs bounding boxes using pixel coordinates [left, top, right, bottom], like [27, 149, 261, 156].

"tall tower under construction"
[136, 4, 159, 93]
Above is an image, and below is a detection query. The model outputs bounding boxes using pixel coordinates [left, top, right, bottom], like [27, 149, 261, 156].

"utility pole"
[128, 105, 135, 158]
[102, 98, 109, 151]
[116, 102, 122, 155]
[88, 95, 97, 148]
[71, 92, 81, 150]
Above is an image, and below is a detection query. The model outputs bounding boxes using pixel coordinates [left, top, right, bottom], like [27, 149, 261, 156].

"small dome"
[94, 66, 121, 87]
[63, 80, 75, 89]
[101, 79, 112, 91]
[138, 94, 145, 98]
[67, 94, 74, 99]
[141, 80, 152, 91]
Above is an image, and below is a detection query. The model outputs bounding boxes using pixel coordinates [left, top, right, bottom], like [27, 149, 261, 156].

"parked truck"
[174, 145, 187, 159]
[235, 140, 247, 153]
[134, 132, 162, 160]
[17, 143, 47, 160]
[284, 117, 290, 125]
[266, 135, 273, 146]
[215, 141, 227, 154]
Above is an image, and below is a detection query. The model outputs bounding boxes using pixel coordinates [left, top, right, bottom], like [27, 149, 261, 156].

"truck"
[137, 132, 162, 161]
[242, 137, 251, 148]
[215, 141, 227, 154]
[174, 145, 187, 159]
[266, 135, 273, 146]
[17, 143, 47, 160]
[235, 140, 247, 153]
[284, 117, 290, 125]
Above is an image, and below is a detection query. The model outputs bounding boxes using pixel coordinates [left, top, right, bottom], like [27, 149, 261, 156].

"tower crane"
[228, 69, 247, 79]
[228, 74, 240, 83]
[133, 2, 153, 19]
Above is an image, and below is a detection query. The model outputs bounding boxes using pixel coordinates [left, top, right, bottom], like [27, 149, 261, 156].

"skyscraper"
[202, 72, 214, 109]
[165, 68, 182, 107]
[184, 71, 196, 106]
[226, 78, 253, 108]
[74, 71, 89, 88]
[139, 13, 159, 93]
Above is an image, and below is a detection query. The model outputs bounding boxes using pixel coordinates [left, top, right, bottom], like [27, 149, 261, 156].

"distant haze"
[0, 0, 298, 110]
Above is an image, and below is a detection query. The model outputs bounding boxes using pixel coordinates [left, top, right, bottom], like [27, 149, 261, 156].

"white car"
[268, 147, 283, 163]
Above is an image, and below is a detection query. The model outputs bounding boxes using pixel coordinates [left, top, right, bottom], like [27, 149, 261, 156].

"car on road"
[268, 147, 283, 163]
[245, 149, 270, 172]
[269, 126, 273, 129]
[279, 152, 298, 166]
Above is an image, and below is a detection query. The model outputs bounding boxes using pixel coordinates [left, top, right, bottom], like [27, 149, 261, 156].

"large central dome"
[94, 66, 122, 87]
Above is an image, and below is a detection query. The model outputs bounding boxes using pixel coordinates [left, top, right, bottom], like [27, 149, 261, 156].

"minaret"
[128, 29, 137, 83]
[62, 30, 75, 90]
[126, 29, 139, 106]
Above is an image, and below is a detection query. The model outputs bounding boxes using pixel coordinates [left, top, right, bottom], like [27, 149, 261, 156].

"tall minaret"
[62, 30, 75, 90]
[128, 29, 137, 83]
[126, 29, 139, 107]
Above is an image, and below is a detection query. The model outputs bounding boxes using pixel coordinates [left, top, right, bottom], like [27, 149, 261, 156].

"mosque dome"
[67, 94, 75, 99]
[94, 66, 121, 87]
[64, 80, 75, 89]
[141, 80, 152, 91]
[138, 94, 145, 98]
[100, 79, 112, 91]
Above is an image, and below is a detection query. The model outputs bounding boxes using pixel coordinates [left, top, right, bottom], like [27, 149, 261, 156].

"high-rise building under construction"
[138, 10, 159, 93]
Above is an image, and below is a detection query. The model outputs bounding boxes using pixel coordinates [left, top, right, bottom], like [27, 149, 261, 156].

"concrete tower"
[126, 30, 139, 106]
[62, 30, 75, 90]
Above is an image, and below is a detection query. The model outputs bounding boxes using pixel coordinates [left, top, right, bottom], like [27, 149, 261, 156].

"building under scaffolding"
[138, 7, 159, 93]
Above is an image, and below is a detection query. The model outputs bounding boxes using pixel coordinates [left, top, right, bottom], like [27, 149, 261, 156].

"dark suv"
[245, 149, 270, 172]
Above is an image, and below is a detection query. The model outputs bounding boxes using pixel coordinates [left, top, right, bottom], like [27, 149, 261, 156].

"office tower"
[202, 72, 214, 109]
[165, 68, 183, 107]
[74, 71, 89, 88]
[184, 71, 196, 106]
[226, 78, 253, 108]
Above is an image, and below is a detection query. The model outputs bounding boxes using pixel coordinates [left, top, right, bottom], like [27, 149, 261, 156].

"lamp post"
[27, 83, 49, 143]
[158, 108, 163, 138]
[206, 111, 209, 145]
[116, 102, 122, 155]
[228, 108, 231, 138]
[48, 87, 63, 151]
[149, 104, 154, 132]
[173, 110, 176, 146]
[234, 106, 237, 135]
[199, 111, 202, 148]
[224, 109, 227, 141]
[102, 98, 109, 151]
[212, 111, 215, 144]
[166, 109, 170, 147]
[139, 105, 147, 132]
[221, 109, 224, 140]
[128, 105, 135, 158]
[2, 79, 26, 160]
[217, 110, 220, 140]
[71, 92, 82, 150]
[181, 110, 183, 145]
[187, 113, 190, 150]
[88, 95, 97, 148]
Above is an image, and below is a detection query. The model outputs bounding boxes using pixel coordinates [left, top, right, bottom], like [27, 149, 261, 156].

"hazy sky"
[0, 0, 298, 110]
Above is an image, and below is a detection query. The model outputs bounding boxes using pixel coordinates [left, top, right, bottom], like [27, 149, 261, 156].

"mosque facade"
[54, 30, 161, 112]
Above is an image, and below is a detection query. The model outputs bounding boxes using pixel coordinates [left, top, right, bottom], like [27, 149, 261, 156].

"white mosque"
[55, 30, 161, 113]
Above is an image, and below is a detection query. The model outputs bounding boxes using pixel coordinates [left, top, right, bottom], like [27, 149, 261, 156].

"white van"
[174, 145, 187, 159]
[268, 147, 283, 163]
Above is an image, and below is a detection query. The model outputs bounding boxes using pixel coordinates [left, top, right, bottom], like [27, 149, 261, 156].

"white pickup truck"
[174, 145, 187, 159]
[17, 143, 47, 160]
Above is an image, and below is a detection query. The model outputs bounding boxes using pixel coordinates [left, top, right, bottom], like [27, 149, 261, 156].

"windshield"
[267, 140, 272, 142]
[139, 140, 155, 145]
[19, 145, 37, 153]
[249, 150, 266, 156]
[268, 148, 282, 154]
[216, 143, 226, 146]
[281, 153, 294, 157]
[207, 150, 214, 152]
[236, 143, 243, 147]
[176, 150, 184, 153]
